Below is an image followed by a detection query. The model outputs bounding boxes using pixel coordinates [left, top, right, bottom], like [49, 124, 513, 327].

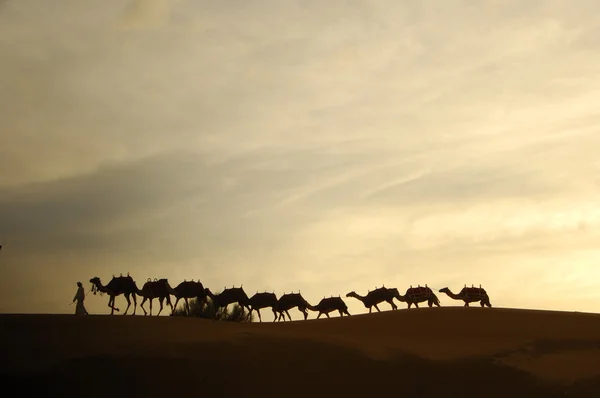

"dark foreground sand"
[1, 307, 600, 397]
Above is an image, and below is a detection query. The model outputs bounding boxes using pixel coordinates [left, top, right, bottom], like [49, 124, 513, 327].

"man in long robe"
[73, 281, 89, 315]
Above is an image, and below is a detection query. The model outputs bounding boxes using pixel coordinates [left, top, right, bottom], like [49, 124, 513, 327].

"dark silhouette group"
[85, 273, 492, 321]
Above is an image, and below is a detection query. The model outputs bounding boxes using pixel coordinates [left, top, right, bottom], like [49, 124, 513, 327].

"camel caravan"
[88, 274, 493, 321]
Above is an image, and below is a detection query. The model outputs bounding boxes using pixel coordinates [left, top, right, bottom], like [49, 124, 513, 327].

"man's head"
[77, 282, 82, 287]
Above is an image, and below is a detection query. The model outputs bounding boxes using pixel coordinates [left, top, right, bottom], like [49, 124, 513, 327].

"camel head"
[89, 277, 101, 295]
[345, 291, 356, 297]
[439, 287, 450, 294]
[204, 288, 216, 300]
[388, 288, 402, 300]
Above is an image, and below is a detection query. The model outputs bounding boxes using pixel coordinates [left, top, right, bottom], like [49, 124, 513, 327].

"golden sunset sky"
[1, 0, 599, 318]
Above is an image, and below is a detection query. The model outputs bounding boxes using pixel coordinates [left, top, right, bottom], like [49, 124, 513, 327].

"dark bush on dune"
[172, 296, 254, 322]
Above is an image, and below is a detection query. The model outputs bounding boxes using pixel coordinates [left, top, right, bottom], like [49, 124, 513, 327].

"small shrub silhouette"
[172, 295, 254, 322]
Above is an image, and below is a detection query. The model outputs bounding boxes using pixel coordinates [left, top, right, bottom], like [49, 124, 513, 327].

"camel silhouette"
[274, 292, 310, 321]
[137, 278, 173, 316]
[247, 291, 278, 322]
[346, 286, 398, 313]
[89, 274, 138, 315]
[166, 279, 210, 315]
[439, 285, 492, 307]
[308, 296, 351, 319]
[206, 286, 251, 313]
[391, 285, 441, 308]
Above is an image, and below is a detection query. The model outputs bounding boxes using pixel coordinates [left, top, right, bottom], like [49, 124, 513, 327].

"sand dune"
[1, 307, 600, 397]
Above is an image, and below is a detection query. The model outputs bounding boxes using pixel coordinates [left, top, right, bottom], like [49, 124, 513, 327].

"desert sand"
[1, 307, 600, 397]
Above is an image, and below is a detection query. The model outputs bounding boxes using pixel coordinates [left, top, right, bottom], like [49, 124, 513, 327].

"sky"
[1, 0, 599, 318]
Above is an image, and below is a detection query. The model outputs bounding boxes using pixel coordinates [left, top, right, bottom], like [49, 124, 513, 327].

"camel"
[89, 273, 138, 315]
[166, 279, 210, 315]
[308, 296, 351, 319]
[390, 285, 441, 308]
[274, 292, 310, 321]
[247, 291, 278, 322]
[205, 285, 251, 313]
[439, 285, 492, 307]
[346, 286, 398, 313]
[137, 278, 173, 316]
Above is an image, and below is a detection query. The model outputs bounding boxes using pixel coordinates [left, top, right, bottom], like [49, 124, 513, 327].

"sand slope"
[1, 307, 600, 397]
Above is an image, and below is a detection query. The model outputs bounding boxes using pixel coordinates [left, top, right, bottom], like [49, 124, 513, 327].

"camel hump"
[147, 278, 151, 282]
[408, 286, 430, 297]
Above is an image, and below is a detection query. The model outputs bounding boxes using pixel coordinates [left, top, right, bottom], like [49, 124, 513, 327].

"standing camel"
[166, 279, 209, 315]
[308, 296, 351, 319]
[274, 292, 311, 321]
[247, 291, 278, 322]
[206, 286, 251, 313]
[391, 285, 441, 308]
[89, 274, 138, 315]
[439, 285, 492, 307]
[137, 278, 173, 316]
[346, 286, 398, 313]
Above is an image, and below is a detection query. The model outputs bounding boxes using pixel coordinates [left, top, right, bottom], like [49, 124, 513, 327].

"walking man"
[73, 281, 89, 315]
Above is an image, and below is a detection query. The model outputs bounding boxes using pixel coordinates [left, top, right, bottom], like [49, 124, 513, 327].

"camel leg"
[123, 294, 131, 315]
[345, 310, 351, 316]
[369, 307, 373, 313]
[184, 298, 190, 315]
[272, 309, 278, 322]
[257, 309, 262, 322]
[325, 313, 330, 318]
[173, 297, 181, 313]
[140, 297, 148, 316]
[285, 310, 292, 321]
[157, 298, 164, 316]
[108, 296, 119, 314]
[166, 295, 173, 313]
[464, 302, 469, 307]
[414, 302, 419, 308]
[374, 304, 381, 312]
[149, 298, 153, 316]
[317, 313, 322, 319]
[111, 296, 120, 313]
[132, 293, 137, 315]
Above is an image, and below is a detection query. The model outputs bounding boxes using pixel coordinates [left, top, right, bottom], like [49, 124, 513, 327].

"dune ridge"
[1, 307, 599, 397]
